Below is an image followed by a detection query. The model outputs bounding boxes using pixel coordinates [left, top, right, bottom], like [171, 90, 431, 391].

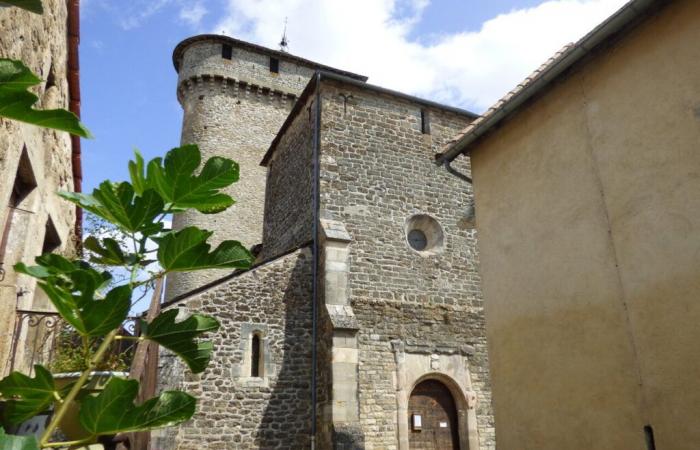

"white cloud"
[179, 1, 208, 28]
[119, 0, 172, 30]
[213, 0, 628, 112]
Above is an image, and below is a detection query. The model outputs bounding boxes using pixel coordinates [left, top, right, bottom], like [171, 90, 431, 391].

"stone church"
[157, 35, 494, 450]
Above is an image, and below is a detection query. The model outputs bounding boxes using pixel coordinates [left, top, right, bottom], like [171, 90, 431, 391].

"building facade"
[160, 36, 494, 449]
[0, 0, 81, 376]
[438, 0, 700, 449]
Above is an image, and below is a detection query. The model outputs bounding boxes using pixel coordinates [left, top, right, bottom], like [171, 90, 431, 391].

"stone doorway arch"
[408, 379, 460, 449]
[391, 340, 480, 450]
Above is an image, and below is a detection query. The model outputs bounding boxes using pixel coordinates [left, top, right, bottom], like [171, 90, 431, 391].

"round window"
[407, 229, 428, 251]
[404, 214, 445, 256]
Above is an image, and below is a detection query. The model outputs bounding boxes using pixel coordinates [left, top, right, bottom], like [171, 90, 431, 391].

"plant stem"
[40, 329, 119, 447]
[42, 437, 94, 448]
[114, 335, 142, 341]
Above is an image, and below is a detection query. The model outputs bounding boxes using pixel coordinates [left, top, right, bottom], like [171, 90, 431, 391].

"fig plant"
[0, 145, 252, 448]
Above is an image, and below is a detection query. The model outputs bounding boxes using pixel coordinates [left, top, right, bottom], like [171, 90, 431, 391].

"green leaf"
[128, 150, 148, 196]
[157, 227, 252, 272]
[143, 310, 219, 373]
[0, 428, 39, 450]
[79, 377, 195, 436]
[59, 183, 164, 235]
[0, 59, 90, 137]
[82, 285, 131, 337]
[0, 366, 55, 425]
[146, 145, 239, 213]
[16, 257, 127, 336]
[0, 0, 42, 14]
[36, 281, 86, 333]
[17, 254, 111, 304]
[84, 236, 127, 265]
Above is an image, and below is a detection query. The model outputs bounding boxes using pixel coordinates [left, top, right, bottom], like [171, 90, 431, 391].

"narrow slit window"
[269, 57, 279, 73]
[222, 44, 232, 60]
[420, 108, 431, 135]
[251, 333, 262, 377]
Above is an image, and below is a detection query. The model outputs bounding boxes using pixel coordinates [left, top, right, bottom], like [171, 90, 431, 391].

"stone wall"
[0, 1, 76, 375]
[169, 75, 293, 299]
[259, 94, 315, 261]
[317, 80, 495, 449]
[169, 38, 325, 301]
[155, 247, 314, 449]
[176, 40, 318, 97]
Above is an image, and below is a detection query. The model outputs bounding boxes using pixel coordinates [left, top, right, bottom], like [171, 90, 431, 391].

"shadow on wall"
[255, 254, 314, 448]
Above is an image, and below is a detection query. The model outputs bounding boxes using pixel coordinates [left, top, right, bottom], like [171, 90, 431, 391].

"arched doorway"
[408, 379, 460, 449]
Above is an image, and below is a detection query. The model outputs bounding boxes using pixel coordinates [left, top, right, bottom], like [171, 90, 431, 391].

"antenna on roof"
[279, 17, 289, 53]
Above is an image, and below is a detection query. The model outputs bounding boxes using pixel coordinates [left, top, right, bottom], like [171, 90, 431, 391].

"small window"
[407, 229, 427, 251]
[251, 333, 262, 377]
[42, 217, 61, 254]
[222, 44, 232, 60]
[405, 214, 445, 256]
[10, 148, 38, 210]
[269, 57, 279, 73]
[420, 108, 431, 135]
[45, 63, 56, 90]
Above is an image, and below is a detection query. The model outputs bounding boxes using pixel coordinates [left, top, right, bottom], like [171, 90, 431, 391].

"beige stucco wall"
[0, 1, 77, 375]
[468, 1, 700, 449]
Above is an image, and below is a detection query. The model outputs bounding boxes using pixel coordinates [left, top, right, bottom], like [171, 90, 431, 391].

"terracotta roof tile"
[442, 43, 575, 151]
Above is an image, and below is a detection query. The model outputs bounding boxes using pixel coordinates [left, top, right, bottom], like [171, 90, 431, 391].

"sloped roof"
[437, 0, 666, 163]
[443, 43, 574, 151]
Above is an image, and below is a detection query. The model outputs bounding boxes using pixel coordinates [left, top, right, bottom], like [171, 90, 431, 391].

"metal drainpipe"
[442, 157, 472, 184]
[310, 70, 322, 449]
[67, 0, 83, 242]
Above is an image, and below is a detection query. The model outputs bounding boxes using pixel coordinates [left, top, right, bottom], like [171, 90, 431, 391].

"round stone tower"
[168, 35, 366, 299]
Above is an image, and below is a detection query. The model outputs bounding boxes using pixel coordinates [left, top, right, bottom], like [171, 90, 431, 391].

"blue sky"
[79, 0, 626, 192]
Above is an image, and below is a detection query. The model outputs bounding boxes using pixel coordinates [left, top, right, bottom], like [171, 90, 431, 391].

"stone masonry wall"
[0, 1, 76, 374]
[156, 248, 314, 449]
[318, 80, 495, 449]
[169, 78, 292, 299]
[169, 38, 320, 301]
[259, 94, 316, 261]
[177, 40, 318, 97]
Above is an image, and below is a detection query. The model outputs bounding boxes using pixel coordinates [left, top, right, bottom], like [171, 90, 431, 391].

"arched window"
[251, 333, 262, 377]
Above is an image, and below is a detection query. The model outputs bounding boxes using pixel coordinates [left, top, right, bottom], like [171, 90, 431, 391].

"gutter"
[435, 0, 661, 167]
[67, 0, 82, 239]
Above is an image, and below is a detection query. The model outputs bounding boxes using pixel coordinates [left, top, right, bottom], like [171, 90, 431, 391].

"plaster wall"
[0, 1, 76, 375]
[469, 2, 700, 448]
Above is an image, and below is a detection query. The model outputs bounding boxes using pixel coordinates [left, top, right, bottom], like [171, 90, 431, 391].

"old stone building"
[437, 0, 700, 449]
[0, 1, 81, 376]
[160, 35, 494, 449]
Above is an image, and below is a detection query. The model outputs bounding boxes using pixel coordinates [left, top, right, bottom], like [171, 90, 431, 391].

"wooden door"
[408, 379, 459, 449]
